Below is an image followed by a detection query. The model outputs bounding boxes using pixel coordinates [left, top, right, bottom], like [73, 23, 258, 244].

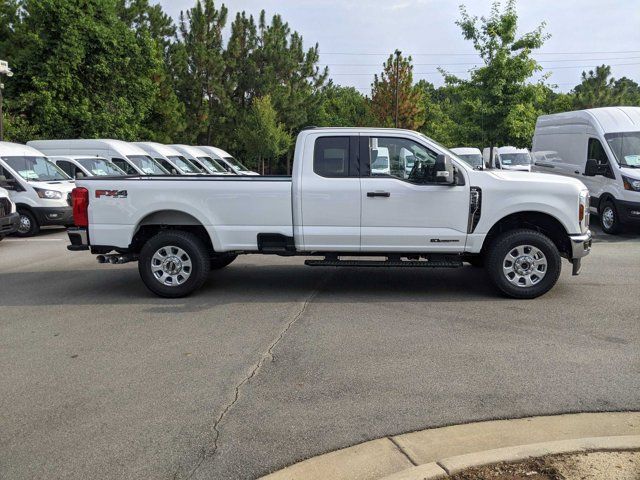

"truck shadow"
[0, 263, 512, 308]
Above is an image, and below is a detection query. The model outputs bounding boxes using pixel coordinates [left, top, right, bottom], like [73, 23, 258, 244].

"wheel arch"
[129, 209, 215, 255]
[481, 211, 571, 258]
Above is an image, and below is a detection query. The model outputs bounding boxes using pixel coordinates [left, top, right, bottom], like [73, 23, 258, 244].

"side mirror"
[584, 158, 599, 176]
[0, 175, 15, 189]
[435, 154, 456, 185]
[76, 171, 85, 179]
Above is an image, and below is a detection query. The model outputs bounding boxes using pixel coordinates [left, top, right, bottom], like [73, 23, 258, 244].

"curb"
[260, 412, 640, 480]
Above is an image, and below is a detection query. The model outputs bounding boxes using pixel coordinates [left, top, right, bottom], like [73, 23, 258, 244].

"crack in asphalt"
[179, 272, 333, 480]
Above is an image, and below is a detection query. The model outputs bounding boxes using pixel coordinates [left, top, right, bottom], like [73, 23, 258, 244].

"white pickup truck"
[67, 128, 592, 299]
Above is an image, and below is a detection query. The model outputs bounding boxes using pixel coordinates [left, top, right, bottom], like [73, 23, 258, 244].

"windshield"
[223, 156, 249, 171]
[605, 132, 640, 167]
[197, 156, 226, 173]
[127, 155, 168, 175]
[2, 156, 70, 181]
[458, 154, 483, 168]
[77, 158, 125, 176]
[167, 155, 200, 173]
[500, 153, 532, 166]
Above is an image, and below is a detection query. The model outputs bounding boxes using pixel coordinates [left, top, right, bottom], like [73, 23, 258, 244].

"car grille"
[0, 197, 10, 217]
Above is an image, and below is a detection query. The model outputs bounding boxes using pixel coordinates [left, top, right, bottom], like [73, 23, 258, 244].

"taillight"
[579, 203, 585, 222]
[72, 187, 89, 227]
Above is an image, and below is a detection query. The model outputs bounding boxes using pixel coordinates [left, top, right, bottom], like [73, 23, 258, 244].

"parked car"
[198, 146, 259, 175]
[50, 155, 126, 178]
[170, 145, 231, 175]
[532, 106, 640, 234]
[483, 146, 533, 171]
[134, 142, 202, 175]
[0, 142, 74, 236]
[0, 186, 19, 239]
[67, 127, 591, 299]
[451, 147, 484, 170]
[28, 139, 169, 176]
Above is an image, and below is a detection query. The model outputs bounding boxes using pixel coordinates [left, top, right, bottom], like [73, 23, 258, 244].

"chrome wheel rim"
[502, 244, 547, 288]
[18, 214, 31, 234]
[151, 246, 192, 286]
[602, 206, 615, 230]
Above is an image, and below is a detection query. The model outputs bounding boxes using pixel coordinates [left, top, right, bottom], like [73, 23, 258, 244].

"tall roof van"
[198, 146, 259, 175]
[0, 142, 74, 236]
[451, 147, 483, 170]
[133, 142, 202, 175]
[49, 155, 126, 179]
[27, 139, 169, 176]
[170, 145, 231, 175]
[532, 107, 640, 234]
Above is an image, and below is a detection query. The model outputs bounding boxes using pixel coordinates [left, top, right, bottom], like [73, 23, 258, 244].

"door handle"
[367, 191, 391, 198]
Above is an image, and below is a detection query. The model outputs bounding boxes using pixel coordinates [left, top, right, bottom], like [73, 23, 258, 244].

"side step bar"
[305, 257, 463, 268]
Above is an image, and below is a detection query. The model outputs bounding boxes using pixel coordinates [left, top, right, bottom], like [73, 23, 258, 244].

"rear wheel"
[599, 200, 622, 235]
[486, 229, 561, 299]
[15, 210, 40, 237]
[138, 231, 210, 298]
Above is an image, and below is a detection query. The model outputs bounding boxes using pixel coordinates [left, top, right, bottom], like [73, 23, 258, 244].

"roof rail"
[301, 126, 318, 130]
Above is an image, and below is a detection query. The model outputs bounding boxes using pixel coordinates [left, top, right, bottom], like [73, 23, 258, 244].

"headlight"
[622, 175, 640, 192]
[34, 188, 64, 199]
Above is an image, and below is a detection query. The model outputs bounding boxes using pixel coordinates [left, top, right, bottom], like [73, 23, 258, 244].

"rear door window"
[313, 136, 358, 177]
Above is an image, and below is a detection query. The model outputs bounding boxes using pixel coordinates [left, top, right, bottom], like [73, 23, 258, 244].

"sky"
[156, 0, 640, 94]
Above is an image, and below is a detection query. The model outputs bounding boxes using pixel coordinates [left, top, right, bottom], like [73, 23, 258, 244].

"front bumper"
[616, 199, 640, 225]
[568, 230, 592, 275]
[0, 212, 20, 236]
[33, 206, 74, 226]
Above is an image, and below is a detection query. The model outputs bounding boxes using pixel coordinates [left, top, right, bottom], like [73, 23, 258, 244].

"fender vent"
[468, 187, 482, 233]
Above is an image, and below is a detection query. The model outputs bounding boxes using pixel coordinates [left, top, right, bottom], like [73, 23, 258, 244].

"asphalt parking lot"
[1, 225, 639, 480]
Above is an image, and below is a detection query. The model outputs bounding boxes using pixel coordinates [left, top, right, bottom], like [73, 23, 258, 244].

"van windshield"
[224, 156, 249, 172]
[458, 154, 484, 168]
[127, 155, 168, 174]
[500, 153, 532, 166]
[197, 157, 226, 173]
[605, 132, 640, 167]
[2, 156, 70, 181]
[77, 158, 125, 176]
[167, 155, 199, 173]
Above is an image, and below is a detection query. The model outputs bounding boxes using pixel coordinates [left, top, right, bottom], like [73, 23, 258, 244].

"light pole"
[393, 50, 401, 128]
[0, 60, 14, 141]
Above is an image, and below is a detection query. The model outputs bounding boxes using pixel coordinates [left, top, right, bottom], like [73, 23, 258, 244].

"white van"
[28, 139, 169, 176]
[483, 146, 533, 171]
[198, 146, 259, 175]
[0, 142, 74, 236]
[532, 107, 640, 234]
[133, 142, 202, 175]
[451, 147, 484, 169]
[50, 155, 126, 178]
[0, 186, 19, 239]
[170, 145, 231, 175]
[370, 146, 390, 175]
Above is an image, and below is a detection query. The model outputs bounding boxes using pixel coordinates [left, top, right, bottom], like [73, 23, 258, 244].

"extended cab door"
[359, 135, 470, 252]
[299, 134, 361, 251]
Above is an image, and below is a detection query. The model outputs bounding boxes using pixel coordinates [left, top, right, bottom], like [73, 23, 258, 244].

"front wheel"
[486, 229, 561, 299]
[138, 231, 210, 298]
[599, 201, 622, 235]
[15, 210, 40, 237]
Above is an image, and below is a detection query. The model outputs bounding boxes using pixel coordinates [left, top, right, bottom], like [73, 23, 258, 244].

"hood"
[28, 180, 75, 193]
[488, 169, 587, 188]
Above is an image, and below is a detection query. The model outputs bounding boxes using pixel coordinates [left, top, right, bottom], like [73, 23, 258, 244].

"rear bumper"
[0, 212, 20, 236]
[568, 230, 592, 275]
[33, 206, 74, 226]
[67, 227, 89, 251]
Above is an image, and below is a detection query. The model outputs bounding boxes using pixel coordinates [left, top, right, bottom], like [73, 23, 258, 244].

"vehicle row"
[0, 139, 256, 236]
[450, 146, 534, 171]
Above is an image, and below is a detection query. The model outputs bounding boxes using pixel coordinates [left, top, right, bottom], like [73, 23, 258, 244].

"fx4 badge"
[95, 189, 128, 199]
[430, 238, 459, 243]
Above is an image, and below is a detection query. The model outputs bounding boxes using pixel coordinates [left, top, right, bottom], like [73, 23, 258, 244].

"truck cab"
[134, 142, 202, 176]
[0, 142, 74, 236]
[170, 145, 231, 175]
[50, 155, 126, 179]
[198, 146, 259, 175]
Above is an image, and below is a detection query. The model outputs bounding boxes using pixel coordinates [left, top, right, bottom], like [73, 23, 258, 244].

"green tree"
[444, 0, 549, 148]
[240, 95, 291, 174]
[416, 81, 459, 147]
[371, 51, 425, 130]
[174, 0, 228, 144]
[573, 65, 640, 108]
[4, 0, 162, 142]
[312, 84, 372, 127]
